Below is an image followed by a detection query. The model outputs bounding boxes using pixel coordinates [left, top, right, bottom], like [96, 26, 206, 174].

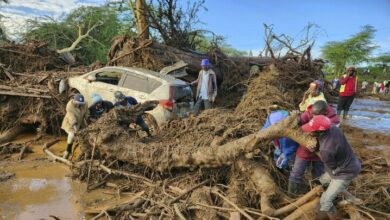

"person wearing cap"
[338, 66, 358, 119]
[301, 115, 361, 220]
[191, 58, 218, 116]
[299, 79, 327, 112]
[61, 94, 89, 159]
[89, 93, 114, 120]
[261, 110, 299, 170]
[288, 100, 340, 196]
[113, 91, 151, 136]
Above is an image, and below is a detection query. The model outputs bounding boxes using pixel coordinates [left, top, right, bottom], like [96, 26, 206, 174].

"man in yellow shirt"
[299, 80, 327, 112]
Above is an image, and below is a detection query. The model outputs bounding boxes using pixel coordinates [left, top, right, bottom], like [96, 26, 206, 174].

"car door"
[86, 70, 126, 103]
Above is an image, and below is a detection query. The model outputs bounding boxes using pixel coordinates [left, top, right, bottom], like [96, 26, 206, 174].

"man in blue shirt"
[114, 91, 151, 136]
[261, 110, 299, 169]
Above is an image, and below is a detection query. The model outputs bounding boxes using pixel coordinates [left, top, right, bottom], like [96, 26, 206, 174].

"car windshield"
[171, 85, 193, 102]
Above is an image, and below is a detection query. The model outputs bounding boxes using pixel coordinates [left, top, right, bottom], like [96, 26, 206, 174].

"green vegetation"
[194, 34, 248, 56]
[16, 0, 246, 65]
[321, 25, 378, 74]
[23, 6, 127, 64]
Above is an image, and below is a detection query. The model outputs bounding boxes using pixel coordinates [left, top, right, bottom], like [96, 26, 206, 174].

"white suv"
[68, 66, 193, 128]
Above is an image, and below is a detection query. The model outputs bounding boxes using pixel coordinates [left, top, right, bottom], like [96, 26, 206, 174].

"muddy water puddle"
[0, 160, 85, 220]
[345, 99, 390, 133]
[0, 134, 87, 220]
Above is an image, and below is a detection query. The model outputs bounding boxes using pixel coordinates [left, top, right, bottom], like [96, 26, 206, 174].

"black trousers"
[337, 95, 355, 112]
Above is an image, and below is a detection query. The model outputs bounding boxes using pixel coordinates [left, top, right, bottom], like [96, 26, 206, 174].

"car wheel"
[142, 114, 159, 135]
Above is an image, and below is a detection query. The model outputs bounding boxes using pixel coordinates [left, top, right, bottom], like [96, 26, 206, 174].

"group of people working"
[61, 58, 218, 159]
[61, 91, 151, 159]
[263, 66, 362, 220]
[61, 60, 362, 219]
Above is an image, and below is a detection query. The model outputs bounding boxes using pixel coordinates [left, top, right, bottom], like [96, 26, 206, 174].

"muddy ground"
[0, 134, 114, 220]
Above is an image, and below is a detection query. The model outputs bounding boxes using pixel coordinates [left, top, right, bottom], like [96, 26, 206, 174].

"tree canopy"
[372, 52, 390, 65]
[23, 6, 127, 64]
[321, 25, 377, 74]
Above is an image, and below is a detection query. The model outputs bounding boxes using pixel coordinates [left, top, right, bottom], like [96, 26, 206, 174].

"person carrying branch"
[337, 66, 358, 119]
[61, 94, 89, 159]
[191, 59, 218, 116]
[288, 100, 340, 196]
[301, 115, 362, 220]
[261, 110, 299, 170]
[299, 79, 327, 112]
[113, 91, 151, 136]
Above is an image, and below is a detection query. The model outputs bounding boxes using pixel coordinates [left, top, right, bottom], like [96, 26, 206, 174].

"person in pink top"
[288, 100, 341, 195]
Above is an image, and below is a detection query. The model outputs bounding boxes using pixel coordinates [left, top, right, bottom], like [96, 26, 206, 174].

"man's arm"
[299, 110, 311, 125]
[191, 71, 201, 85]
[211, 71, 218, 100]
[339, 76, 350, 85]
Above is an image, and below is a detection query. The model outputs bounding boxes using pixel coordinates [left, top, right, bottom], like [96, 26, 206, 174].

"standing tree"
[321, 25, 377, 74]
[146, 0, 206, 49]
[135, 0, 149, 39]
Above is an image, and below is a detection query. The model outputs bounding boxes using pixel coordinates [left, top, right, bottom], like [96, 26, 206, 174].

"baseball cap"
[301, 115, 331, 132]
[73, 94, 85, 105]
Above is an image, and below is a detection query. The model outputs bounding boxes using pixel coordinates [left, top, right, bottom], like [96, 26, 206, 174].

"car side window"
[148, 77, 162, 93]
[121, 72, 149, 93]
[95, 71, 123, 85]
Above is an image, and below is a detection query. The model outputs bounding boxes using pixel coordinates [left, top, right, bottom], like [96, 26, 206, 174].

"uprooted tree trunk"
[236, 158, 277, 216]
[81, 109, 316, 172]
[74, 58, 327, 218]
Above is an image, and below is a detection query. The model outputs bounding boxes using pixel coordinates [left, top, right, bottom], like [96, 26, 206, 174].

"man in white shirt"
[361, 80, 368, 94]
[191, 59, 218, 116]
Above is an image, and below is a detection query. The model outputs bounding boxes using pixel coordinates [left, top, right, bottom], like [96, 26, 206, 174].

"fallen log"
[274, 186, 323, 217]
[85, 191, 145, 214]
[236, 158, 276, 216]
[341, 204, 361, 220]
[0, 90, 52, 98]
[87, 111, 316, 172]
[0, 125, 28, 145]
[283, 197, 320, 220]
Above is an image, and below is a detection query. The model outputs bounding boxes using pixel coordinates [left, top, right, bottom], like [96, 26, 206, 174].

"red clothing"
[297, 105, 341, 161]
[339, 75, 357, 96]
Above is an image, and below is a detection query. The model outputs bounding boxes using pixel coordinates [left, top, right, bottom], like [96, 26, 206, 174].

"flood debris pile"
[0, 41, 68, 72]
[0, 142, 32, 160]
[107, 36, 275, 107]
[0, 66, 85, 143]
[61, 50, 359, 220]
[339, 125, 390, 219]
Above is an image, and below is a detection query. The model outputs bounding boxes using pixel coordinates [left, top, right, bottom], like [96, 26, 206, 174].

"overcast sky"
[0, 0, 389, 58]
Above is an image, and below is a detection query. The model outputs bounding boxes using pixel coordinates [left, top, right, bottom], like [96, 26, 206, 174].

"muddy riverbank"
[0, 135, 113, 220]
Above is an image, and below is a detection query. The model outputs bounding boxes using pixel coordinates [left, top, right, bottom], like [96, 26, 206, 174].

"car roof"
[89, 66, 187, 85]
